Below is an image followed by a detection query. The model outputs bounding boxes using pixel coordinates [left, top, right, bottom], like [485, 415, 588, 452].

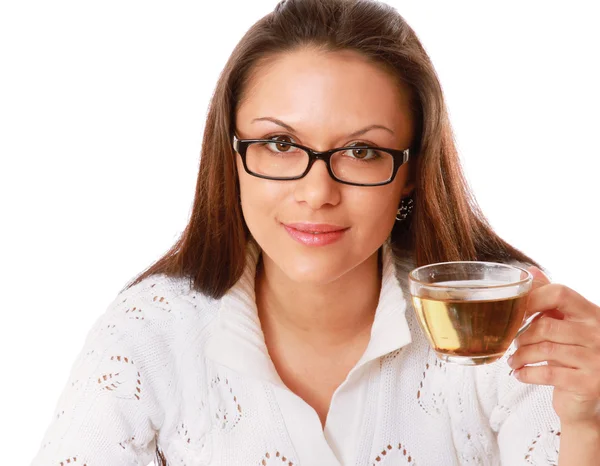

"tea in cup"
[408, 261, 535, 365]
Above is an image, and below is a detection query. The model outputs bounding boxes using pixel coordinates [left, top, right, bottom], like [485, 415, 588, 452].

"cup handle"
[514, 312, 544, 339]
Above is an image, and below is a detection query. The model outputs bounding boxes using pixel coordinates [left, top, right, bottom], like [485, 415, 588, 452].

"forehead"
[236, 48, 414, 145]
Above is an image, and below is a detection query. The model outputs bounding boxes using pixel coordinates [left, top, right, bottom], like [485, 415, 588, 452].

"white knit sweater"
[31, 241, 561, 466]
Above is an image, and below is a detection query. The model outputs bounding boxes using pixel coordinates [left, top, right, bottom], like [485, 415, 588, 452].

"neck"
[255, 250, 382, 351]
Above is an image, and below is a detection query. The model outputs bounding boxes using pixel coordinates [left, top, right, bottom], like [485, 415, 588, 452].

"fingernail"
[507, 356, 514, 367]
[512, 369, 521, 380]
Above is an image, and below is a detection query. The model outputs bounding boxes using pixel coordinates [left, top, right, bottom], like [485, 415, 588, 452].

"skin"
[235, 47, 415, 426]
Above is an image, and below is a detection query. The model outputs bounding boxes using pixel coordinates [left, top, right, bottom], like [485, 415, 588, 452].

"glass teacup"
[408, 261, 536, 365]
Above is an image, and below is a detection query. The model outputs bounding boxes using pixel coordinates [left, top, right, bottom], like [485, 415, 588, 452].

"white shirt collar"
[205, 239, 413, 387]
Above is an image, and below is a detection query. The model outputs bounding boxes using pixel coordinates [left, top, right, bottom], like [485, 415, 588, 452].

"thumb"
[527, 265, 551, 289]
[524, 265, 562, 320]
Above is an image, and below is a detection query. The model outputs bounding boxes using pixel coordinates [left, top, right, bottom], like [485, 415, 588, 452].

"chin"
[274, 248, 357, 286]
[281, 265, 347, 286]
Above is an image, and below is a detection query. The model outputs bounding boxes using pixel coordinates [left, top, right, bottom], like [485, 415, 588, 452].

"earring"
[396, 196, 414, 221]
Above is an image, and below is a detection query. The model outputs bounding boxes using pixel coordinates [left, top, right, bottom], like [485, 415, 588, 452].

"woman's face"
[235, 48, 415, 285]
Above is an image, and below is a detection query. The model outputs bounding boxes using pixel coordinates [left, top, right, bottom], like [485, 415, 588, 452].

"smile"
[282, 222, 349, 247]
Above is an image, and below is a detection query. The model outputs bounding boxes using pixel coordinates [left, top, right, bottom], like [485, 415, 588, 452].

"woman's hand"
[507, 266, 600, 426]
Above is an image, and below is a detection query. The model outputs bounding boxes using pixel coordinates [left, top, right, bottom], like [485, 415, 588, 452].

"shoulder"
[71, 274, 222, 405]
[31, 275, 224, 464]
[115, 273, 219, 321]
[87, 274, 221, 353]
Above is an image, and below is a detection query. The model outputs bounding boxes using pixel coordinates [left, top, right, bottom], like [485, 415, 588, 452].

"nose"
[293, 159, 341, 210]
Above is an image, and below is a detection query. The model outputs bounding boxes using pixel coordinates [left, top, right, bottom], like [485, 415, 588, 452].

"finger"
[513, 365, 600, 398]
[515, 316, 599, 349]
[508, 342, 599, 371]
[526, 283, 599, 323]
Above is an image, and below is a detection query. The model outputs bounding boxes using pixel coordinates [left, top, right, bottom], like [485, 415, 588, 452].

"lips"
[284, 223, 347, 233]
[282, 222, 349, 247]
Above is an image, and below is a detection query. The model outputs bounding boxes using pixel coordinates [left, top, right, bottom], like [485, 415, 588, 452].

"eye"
[265, 135, 296, 153]
[344, 142, 380, 160]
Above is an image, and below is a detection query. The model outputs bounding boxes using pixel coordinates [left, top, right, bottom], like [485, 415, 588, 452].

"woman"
[31, 0, 600, 464]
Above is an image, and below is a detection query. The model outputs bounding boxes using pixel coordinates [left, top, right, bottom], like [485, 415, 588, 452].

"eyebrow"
[251, 117, 395, 138]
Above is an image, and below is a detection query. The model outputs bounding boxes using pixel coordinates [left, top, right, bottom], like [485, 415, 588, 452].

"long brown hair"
[138, 1, 540, 462]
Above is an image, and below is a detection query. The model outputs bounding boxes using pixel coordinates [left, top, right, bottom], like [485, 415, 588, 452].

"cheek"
[364, 207, 396, 243]
[237, 160, 288, 226]
[347, 184, 402, 230]
[346, 185, 403, 253]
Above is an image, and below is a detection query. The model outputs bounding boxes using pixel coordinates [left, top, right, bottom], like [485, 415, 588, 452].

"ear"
[400, 181, 416, 198]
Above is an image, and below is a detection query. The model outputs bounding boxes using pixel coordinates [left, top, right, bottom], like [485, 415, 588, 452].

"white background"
[1, 0, 598, 463]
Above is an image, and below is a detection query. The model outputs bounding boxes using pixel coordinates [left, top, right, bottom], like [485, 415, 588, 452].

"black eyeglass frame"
[232, 135, 411, 187]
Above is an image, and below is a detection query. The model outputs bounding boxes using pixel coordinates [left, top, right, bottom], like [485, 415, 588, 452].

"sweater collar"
[204, 239, 413, 387]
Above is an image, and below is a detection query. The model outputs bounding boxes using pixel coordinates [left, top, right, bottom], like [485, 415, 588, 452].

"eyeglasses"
[232, 135, 411, 187]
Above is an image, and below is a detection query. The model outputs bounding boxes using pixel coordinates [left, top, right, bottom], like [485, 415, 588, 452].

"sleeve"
[30, 294, 166, 466]
[486, 346, 561, 465]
